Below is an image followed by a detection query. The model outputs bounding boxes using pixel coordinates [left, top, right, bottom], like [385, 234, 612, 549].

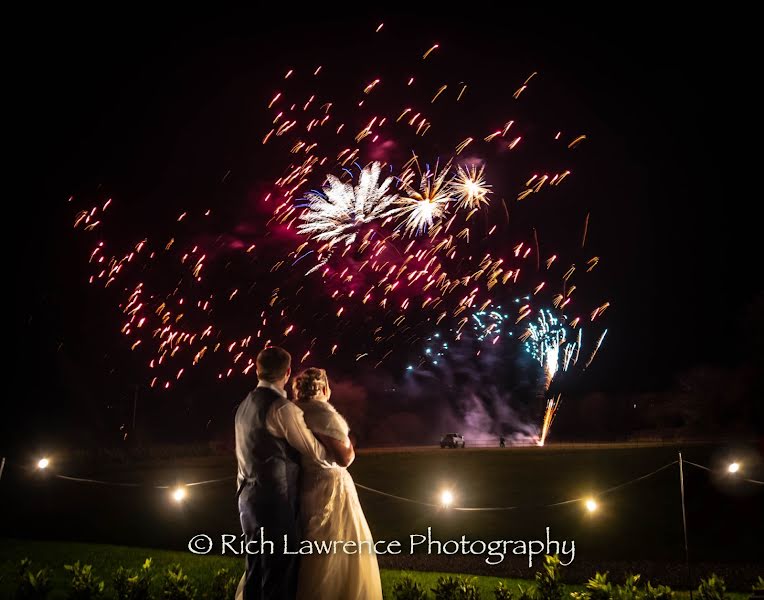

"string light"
[9, 453, 758, 514]
[172, 486, 187, 503]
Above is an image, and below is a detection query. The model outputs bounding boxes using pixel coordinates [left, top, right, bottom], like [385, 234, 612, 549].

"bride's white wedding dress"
[295, 398, 382, 600]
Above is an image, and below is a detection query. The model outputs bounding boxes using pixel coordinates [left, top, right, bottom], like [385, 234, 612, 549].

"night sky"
[8, 9, 759, 449]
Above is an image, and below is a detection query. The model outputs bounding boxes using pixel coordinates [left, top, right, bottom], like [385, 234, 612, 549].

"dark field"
[1, 444, 762, 584]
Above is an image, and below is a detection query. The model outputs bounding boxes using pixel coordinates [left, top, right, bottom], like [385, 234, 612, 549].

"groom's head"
[256, 346, 292, 386]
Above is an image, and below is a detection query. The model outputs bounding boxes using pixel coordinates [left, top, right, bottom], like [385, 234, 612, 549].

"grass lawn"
[0, 539, 753, 599]
[348, 445, 762, 563]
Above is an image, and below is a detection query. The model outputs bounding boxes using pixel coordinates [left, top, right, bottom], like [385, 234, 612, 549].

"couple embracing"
[234, 346, 382, 600]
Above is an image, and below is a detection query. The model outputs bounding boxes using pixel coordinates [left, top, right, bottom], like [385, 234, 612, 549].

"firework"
[471, 309, 508, 342]
[451, 164, 492, 211]
[522, 309, 570, 391]
[296, 161, 399, 246]
[584, 329, 608, 369]
[67, 18, 608, 407]
[393, 161, 455, 237]
[261, 28, 584, 367]
[538, 394, 561, 446]
[519, 304, 608, 443]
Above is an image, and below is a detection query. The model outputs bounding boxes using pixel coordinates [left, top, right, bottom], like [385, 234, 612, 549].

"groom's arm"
[315, 432, 355, 467]
[266, 402, 328, 464]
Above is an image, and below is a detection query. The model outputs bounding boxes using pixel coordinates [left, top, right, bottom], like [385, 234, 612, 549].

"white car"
[440, 433, 465, 448]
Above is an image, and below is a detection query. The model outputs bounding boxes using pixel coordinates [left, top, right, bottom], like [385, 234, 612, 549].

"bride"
[292, 367, 382, 600]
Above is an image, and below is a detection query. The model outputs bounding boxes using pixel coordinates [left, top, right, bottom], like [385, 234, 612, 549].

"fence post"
[679, 451, 692, 599]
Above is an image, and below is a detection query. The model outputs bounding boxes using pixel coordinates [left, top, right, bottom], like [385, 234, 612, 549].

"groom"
[235, 346, 328, 600]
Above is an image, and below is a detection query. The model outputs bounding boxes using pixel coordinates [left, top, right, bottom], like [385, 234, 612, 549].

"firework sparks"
[451, 164, 492, 210]
[538, 395, 561, 446]
[66, 17, 608, 412]
[523, 309, 570, 390]
[393, 161, 455, 236]
[585, 329, 608, 369]
[296, 162, 399, 246]
[422, 44, 439, 60]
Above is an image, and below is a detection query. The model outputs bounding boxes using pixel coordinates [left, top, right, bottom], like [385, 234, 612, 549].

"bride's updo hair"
[292, 367, 329, 402]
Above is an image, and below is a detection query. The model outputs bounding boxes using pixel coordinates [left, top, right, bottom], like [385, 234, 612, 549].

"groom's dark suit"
[235, 384, 326, 600]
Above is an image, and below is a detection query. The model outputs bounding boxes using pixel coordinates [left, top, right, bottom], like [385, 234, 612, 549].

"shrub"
[516, 583, 536, 600]
[570, 572, 613, 600]
[392, 575, 428, 600]
[65, 561, 105, 599]
[162, 563, 196, 600]
[15, 559, 52, 600]
[113, 558, 153, 600]
[209, 568, 238, 600]
[535, 555, 564, 600]
[494, 581, 514, 600]
[432, 575, 481, 600]
[697, 574, 726, 600]
[615, 574, 642, 600]
[753, 577, 764, 592]
[644, 582, 673, 600]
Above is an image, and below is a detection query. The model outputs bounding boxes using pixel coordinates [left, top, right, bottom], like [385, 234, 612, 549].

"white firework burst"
[451, 164, 492, 210]
[393, 161, 455, 237]
[297, 162, 399, 246]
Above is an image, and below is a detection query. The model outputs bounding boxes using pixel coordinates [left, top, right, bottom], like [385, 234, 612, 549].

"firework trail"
[538, 395, 561, 446]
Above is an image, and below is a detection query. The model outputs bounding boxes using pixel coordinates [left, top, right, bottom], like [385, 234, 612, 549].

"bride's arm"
[315, 433, 355, 467]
